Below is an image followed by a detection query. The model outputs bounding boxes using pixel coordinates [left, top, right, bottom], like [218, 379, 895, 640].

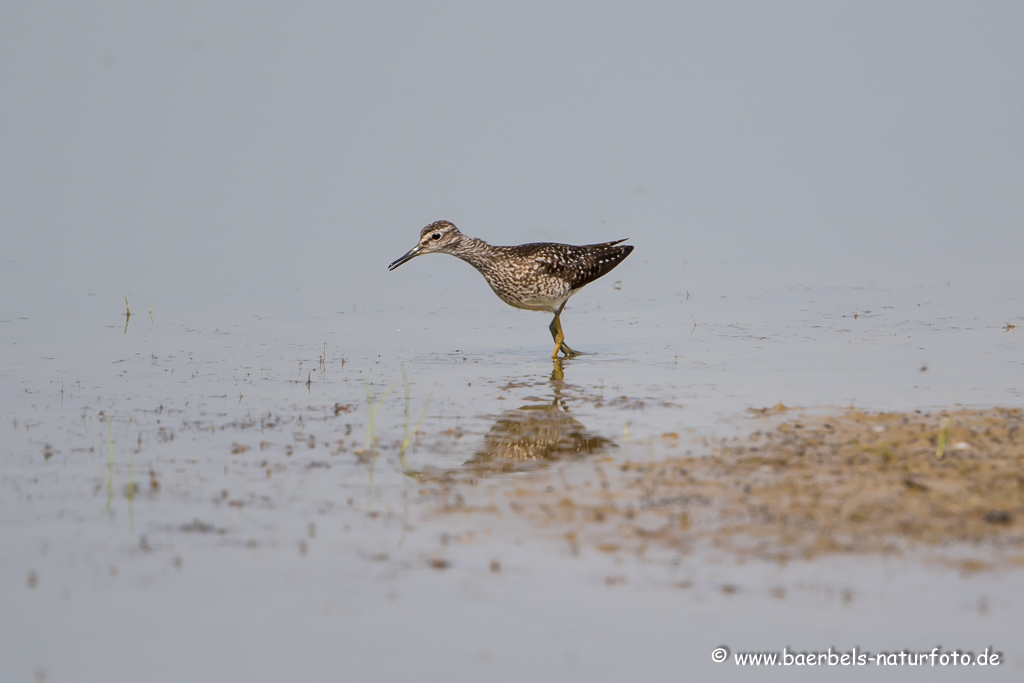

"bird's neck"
[451, 236, 501, 272]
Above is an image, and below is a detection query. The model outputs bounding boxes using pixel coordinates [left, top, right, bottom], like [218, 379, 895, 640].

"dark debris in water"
[180, 519, 227, 535]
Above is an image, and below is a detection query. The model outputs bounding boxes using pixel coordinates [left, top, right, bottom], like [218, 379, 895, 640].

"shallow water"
[3, 2, 1024, 681]
[3, 277, 1022, 681]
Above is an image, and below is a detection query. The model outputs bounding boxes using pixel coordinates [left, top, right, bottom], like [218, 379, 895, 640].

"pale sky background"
[2, 1, 1022, 324]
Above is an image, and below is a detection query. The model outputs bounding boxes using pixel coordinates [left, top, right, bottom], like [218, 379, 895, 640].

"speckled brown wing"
[523, 240, 634, 292]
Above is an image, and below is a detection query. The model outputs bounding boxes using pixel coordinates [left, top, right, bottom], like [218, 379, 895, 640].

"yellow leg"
[548, 304, 580, 359]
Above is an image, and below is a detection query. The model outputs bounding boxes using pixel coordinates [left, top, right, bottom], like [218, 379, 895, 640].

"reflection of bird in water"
[388, 220, 633, 358]
[465, 398, 612, 472]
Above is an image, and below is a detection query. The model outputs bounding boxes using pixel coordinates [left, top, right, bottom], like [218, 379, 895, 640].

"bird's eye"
[431, 233, 441, 240]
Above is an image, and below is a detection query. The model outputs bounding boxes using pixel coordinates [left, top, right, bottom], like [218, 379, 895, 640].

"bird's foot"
[551, 337, 581, 359]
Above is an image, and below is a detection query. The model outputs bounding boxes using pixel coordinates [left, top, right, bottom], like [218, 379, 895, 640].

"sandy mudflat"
[426, 407, 1024, 570]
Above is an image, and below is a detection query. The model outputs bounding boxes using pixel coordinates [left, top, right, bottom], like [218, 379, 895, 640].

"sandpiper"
[388, 220, 633, 358]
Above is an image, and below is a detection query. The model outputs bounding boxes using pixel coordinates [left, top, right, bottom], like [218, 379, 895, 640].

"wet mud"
[427, 407, 1024, 569]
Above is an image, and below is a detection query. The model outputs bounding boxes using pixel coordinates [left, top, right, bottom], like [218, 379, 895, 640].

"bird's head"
[388, 220, 465, 270]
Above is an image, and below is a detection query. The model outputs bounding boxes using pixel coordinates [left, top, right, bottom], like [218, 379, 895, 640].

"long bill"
[388, 245, 423, 271]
